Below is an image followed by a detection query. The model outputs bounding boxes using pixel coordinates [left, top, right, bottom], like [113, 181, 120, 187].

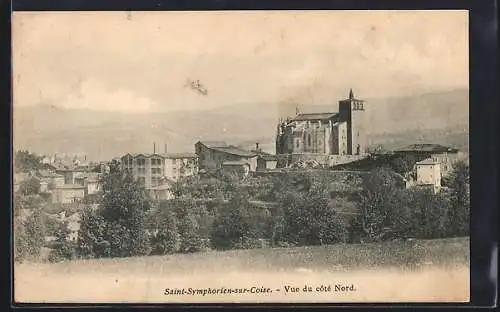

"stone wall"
[289, 153, 368, 166]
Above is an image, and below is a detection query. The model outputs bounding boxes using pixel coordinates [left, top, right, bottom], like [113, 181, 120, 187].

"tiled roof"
[162, 153, 198, 159]
[259, 155, 279, 161]
[37, 170, 64, 178]
[395, 144, 459, 153]
[292, 113, 339, 121]
[211, 146, 257, 157]
[222, 160, 250, 166]
[416, 158, 440, 165]
[54, 184, 86, 189]
[74, 172, 100, 181]
[197, 141, 228, 148]
[148, 184, 173, 191]
[122, 152, 197, 159]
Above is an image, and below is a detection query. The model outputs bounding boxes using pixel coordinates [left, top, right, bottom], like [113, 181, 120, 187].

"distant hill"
[13, 88, 468, 161]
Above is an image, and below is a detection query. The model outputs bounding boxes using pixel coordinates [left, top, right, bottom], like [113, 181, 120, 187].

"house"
[148, 183, 175, 201]
[36, 170, 65, 190]
[66, 212, 81, 242]
[415, 158, 442, 194]
[74, 172, 101, 195]
[257, 155, 279, 171]
[121, 152, 199, 188]
[13, 172, 30, 193]
[195, 141, 258, 172]
[222, 160, 251, 177]
[51, 184, 86, 204]
[394, 143, 460, 176]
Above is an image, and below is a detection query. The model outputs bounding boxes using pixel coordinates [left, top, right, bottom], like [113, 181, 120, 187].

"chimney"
[153, 142, 156, 154]
[255, 142, 260, 151]
[164, 143, 168, 153]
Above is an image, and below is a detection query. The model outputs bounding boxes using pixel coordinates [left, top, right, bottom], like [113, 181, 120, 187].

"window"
[151, 168, 162, 175]
[308, 134, 311, 146]
[137, 158, 146, 166]
[296, 140, 300, 148]
[151, 158, 162, 166]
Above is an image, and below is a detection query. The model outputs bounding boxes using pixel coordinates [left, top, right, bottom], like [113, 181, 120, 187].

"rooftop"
[395, 144, 459, 153]
[163, 153, 198, 159]
[37, 170, 64, 178]
[291, 113, 339, 122]
[122, 152, 198, 159]
[54, 184, 86, 190]
[211, 146, 258, 157]
[416, 158, 441, 165]
[197, 140, 228, 148]
[223, 160, 251, 166]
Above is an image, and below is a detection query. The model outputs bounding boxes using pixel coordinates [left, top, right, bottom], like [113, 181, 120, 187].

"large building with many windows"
[121, 152, 199, 188]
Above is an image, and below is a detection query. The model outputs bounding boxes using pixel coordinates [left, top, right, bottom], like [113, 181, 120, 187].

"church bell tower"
[338, 89, 366, 155]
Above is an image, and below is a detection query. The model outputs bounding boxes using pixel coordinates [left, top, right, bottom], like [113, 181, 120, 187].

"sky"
[12, 10, 469, 114]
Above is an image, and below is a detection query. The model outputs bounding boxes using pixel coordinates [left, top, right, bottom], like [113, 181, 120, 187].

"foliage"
[14, 209, 45, 263]
[19, 177, 41, 196]
[210, 189, 258, 250]
[77, 206, 107, 258]
[281, 175, 348, 246]
[349, 167, 409, 243]
[445, 160, 470, 237]
[178, 211, 204, 253]
[150, 211, 181, 255]
[48, 220, 77, 262]
[98, 170, 152, 257]
[15, 150, 42, 173]
[389, 154, 418, 179]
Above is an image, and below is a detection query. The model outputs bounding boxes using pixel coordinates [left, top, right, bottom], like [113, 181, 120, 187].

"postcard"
[12, 10, 470, 303]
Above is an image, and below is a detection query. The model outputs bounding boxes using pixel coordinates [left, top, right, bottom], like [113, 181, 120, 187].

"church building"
[275, 89, 367, 156]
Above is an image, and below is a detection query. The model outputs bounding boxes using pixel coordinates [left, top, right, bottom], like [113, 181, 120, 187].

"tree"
[19, 177, 41, 196]
[48, 220, 77, 262]
[150, 211, 180, 255]
[210, 190, 256, 250]
[349, 168, 407, 243]
[98, 170, 152, 257]
[14, 209, 45, 262]
[177, 212, 204, 253]
[15, 150, 42, 173]
[445, 160, 470, 237]
[282, 177, 348, 246]
[77, 206, 107, 258]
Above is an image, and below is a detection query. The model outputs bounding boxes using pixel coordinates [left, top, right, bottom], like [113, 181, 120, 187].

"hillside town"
[13, 90, 469, 262]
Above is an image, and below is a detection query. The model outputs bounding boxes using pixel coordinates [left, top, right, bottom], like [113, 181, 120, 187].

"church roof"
[292, 113, 339, 121]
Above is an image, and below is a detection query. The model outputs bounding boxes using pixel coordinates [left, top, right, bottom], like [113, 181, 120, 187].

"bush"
[178, 212, 204, 253]
[150, 211, 181, 255]
[210, 190, 259, 250]
[14, 210, 45, 263]
[19, 177, 41, 196]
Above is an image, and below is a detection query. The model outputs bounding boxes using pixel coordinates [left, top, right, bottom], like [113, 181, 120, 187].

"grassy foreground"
[15, 237, 470, 303]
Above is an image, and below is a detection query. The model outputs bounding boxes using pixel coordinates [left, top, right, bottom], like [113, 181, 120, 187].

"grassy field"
[15, 237, 470, 303]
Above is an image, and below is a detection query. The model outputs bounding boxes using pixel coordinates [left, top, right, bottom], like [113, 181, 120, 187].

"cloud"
[60, 79, 155, 113]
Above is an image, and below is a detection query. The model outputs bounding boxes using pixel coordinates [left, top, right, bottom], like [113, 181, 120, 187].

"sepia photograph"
[12, 10, 470, 303]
